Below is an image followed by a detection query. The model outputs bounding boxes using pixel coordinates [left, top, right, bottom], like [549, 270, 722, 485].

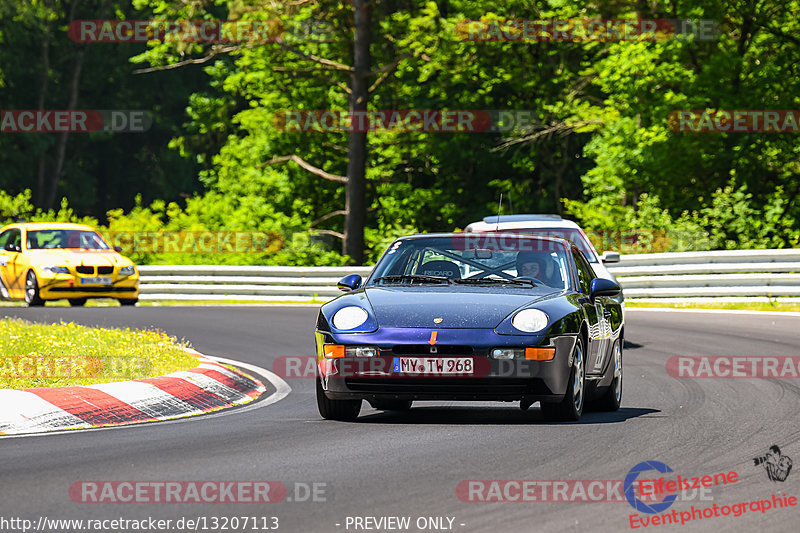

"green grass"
[0, 318, 198, 389]
[626, 301, 800, 312]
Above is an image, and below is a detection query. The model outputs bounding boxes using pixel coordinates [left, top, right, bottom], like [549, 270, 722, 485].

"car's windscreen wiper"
[453, 277, 536, 286]
[373, 274, 452, 285]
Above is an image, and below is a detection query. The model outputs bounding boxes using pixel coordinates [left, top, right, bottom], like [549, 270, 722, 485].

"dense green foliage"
[1, 1, 798, 264]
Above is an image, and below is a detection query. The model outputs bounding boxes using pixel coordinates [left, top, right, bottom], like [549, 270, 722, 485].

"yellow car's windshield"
[27, 230, 110, 250]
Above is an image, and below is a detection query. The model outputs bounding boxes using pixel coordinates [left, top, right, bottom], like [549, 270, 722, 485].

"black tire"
[592, 340, 623, 412]
[118, 298, 138, 306]
[541, 337, 585, 421]
[370, 400, 412, 411]
[68, 298, 88, 307]
[316, 377, 361, 421]
[24, 271, 45, 307]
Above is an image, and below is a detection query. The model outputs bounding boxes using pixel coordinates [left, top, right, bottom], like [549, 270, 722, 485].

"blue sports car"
[314, 233, 624, 421]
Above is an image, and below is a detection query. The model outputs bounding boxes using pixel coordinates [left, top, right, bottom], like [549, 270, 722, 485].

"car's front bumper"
[38, 272, 139, 300]
[315, 328, 577, 403]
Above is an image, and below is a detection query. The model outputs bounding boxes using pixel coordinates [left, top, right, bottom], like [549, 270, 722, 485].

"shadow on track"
[355, 406, 658, 425]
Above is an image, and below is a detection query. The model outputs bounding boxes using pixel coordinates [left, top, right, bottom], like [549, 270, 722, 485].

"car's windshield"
[370, 235, 572, 290]
[485, 228, 600, 263]
[27, 230, 110, 250]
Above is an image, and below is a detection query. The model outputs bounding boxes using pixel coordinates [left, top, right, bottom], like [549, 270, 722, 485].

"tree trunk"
[344, 0, 371, 264]
[45, 45, 85, 209]
[35, 26, 51, 206]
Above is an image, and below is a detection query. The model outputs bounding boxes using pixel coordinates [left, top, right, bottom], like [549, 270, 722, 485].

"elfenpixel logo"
[753, 445, 793, 482]
[624, 461, 677, 514]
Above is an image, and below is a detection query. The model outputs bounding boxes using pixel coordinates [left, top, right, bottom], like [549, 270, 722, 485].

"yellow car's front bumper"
[37, 272, 139, 300]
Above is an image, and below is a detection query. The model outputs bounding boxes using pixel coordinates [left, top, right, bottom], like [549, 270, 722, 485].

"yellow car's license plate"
[80, 276, 112, 285]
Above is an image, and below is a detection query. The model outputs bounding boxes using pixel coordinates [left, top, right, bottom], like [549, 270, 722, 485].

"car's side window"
[573, 251, 594, 294]
[0, 229, 21, 251]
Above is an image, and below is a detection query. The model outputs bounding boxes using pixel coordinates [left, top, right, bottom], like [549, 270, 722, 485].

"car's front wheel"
[316, 377, 361, 421]
[68, 298, 88, 307]
[541, 337, 585, 421]
[24, 271, 45, 307]
[118, 298, 138, 306]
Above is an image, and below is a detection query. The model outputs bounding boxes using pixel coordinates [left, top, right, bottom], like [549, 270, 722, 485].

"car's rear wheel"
[592, 340, 622, 411]
[370, 400, 412, 411]
[316, 377, 361, 421]
[118, 298, 138, 306]
[68, 298, 88, 307]
[541, 337, 585, 421]
[24, 271, 45, 307]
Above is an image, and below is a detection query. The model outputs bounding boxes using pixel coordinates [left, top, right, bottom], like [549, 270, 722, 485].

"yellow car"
[0, 222, 139, 307]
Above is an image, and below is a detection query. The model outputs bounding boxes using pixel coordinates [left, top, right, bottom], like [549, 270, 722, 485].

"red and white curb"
[0, 352, 266, 436]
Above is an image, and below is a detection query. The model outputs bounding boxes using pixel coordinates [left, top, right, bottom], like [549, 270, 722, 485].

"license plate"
[392, 357, 474, 375]
[80, 277, 112, 285]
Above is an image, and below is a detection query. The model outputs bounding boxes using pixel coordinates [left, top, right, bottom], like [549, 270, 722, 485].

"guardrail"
[137, 249, 800, 302]
[611, 249, 800, 298]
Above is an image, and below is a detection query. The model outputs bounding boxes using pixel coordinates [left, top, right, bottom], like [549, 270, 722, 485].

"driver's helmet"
[516, 252, 548, 279]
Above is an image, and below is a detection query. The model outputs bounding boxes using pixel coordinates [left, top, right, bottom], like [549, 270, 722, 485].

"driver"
[516, 252, 548, 282]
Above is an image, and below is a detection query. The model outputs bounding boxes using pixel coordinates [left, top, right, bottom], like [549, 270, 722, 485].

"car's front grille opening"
[391, 345, 474, 355]
[97, 266, 113, 274]
[75, 266, 94, 274]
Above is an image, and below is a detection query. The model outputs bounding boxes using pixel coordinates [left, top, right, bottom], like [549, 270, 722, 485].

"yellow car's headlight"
[42, 265, 70, 274]
[119, 265, 136, 276]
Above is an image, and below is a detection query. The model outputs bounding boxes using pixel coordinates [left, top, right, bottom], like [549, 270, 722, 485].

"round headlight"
[332, 306, 369, 330]
[511, 309, 549, 333]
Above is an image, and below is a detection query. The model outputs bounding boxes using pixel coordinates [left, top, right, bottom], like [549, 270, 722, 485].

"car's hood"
[363, 286, 557, 329]
[26, 249, 132, 267]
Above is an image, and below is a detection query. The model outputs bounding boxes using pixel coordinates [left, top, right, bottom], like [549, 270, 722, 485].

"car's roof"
[465, 219, 582, 231]
[482, 214, 563, 223]
[397, 232, 569, 240]
[1, 222, 97, 231]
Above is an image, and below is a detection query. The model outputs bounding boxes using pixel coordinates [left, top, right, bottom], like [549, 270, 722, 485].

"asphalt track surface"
[1, 306, 799, 533]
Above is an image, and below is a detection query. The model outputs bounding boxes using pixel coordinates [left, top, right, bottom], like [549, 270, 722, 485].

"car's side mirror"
[590, 278, 621, 300]
[113, 246, 123, 253]
[4, 242, 20, 253]
[337, 274, 362, 292]
[601, 251, 620, 264]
